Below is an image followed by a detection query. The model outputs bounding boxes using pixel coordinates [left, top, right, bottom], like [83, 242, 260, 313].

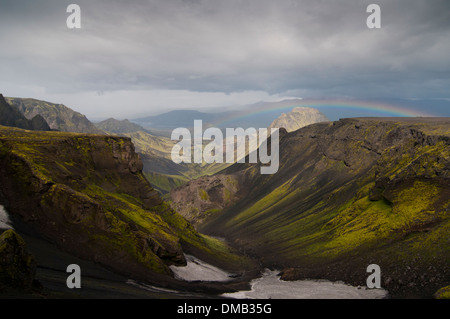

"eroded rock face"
[170, 174, 245, 227]
[0, 229, 37, 290]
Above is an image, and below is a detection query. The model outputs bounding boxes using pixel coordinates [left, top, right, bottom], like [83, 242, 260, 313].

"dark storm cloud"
[1, 0, 449, 101]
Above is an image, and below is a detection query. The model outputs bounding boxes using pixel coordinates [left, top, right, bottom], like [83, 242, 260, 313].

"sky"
[0, 0, 449, 120]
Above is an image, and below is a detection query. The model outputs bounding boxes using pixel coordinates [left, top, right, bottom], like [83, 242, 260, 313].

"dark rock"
[30, 114, 51, 131]
[0, 229, 37, 290]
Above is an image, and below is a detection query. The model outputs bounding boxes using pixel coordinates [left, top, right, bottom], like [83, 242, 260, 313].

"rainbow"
[212, 99, 436, 127]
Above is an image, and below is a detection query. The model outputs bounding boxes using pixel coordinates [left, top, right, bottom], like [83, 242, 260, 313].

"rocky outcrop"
[171, 174, 246, 227]
[0, 229, 37, 290]
[268, 107, 328, 132]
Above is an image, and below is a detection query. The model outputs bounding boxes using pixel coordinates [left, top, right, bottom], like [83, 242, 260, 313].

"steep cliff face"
[0, 125, 251, 286]
[172, 117, 450, 297]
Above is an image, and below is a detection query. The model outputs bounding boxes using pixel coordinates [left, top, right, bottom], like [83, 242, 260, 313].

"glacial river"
[170, 254, 389, 299]
[0, 205, 13, 230]
[222, 269, 388, 299]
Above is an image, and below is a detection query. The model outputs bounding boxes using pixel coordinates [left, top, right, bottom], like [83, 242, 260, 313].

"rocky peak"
[269, 107, 329, 132]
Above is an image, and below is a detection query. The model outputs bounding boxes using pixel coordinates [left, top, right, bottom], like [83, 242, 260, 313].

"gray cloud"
[0, 0, 449, 117]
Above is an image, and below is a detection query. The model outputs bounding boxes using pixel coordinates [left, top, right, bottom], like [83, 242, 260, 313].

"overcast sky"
[0, 0, 449, 119]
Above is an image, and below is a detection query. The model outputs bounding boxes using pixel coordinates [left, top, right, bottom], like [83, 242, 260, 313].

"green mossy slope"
[0, 125, 252, 286]
[195, 117, 449, 297]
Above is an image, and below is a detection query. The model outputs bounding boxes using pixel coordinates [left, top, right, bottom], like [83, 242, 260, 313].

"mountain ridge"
[0, 94, 51, 131]
[95, 118, 147, 134]
[5, 97, 104, 134]
[171, 117, 450, 298]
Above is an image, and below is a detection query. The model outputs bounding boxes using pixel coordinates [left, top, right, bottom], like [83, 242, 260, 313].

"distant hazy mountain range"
[132, 98, 450, 131]
[133, 110, 222, 130]
[132, 99, 318, 130]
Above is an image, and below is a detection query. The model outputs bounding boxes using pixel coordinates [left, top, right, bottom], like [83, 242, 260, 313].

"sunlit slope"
[178, 117, 449, 297]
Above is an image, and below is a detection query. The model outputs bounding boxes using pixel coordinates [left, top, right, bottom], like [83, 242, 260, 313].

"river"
[0, 205, 13, 230]
[169, 255, 389, 299]
[222, 269, 388, 299]
[169, 254, 233, 282]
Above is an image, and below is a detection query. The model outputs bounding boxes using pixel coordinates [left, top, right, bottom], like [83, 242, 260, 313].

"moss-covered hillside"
[0, 125, 252, 287]
[175, 117, 450, 298]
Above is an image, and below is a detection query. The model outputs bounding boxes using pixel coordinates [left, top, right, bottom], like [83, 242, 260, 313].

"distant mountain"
[133, 110, 223, 130]
[269, 107, 329, 132]
[135, 98, 450, 132]
[5, 97, 104, 134]
[95, 118, 147, 134]
[93, 116, 229, 194]
[124, 130, 230, 194]
[132, 99, 311, 131]
[0, 94, 50, 131]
